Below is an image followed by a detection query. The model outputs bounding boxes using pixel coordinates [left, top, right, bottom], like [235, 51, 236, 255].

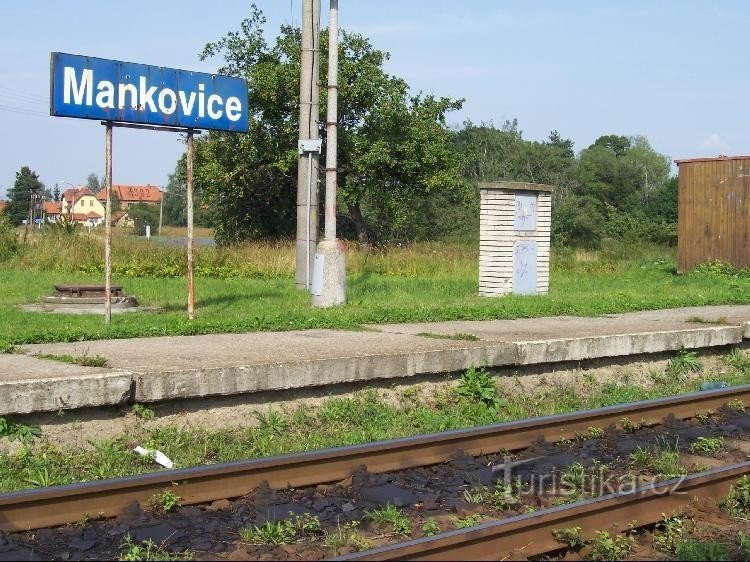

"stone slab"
[0, 355, 132, 415]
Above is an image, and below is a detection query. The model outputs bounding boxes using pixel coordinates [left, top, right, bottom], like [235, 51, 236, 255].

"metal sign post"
[104, 122, 201, 319]
[104, 122, 113, 325]
[186, 129, 195, 320]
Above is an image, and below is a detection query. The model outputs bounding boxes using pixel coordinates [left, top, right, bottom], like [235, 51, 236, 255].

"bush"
[693, 261, 750, 278]
[552, 194, 606, 248]
[602, 208, 676, 246]
[360, 185, 479, 244]
[552, 195, 676, 249]
[0, 213, 19, 261]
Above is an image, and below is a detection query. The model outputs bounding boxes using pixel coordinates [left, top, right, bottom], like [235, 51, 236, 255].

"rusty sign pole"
[158, 194, 163, 237]
[186, 129, 195, 320]
[104, 122, 113, 325]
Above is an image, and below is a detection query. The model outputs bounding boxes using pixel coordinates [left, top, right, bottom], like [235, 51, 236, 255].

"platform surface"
[1, 304, 748, 415]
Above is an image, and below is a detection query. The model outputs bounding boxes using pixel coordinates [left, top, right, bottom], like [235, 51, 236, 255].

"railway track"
[334, 461, 750, 560]
[2, 384, 750, 559]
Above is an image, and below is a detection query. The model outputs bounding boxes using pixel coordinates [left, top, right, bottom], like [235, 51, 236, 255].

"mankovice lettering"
[62, 67, 243, 122]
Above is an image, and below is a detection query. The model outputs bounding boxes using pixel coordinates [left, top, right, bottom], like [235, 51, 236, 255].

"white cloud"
[698, 133, 731, 153]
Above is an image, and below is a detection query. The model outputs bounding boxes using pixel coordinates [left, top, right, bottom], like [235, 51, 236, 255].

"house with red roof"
[42, 201, 62, 223]
[96, 184, 163, 210]
[60, 187, 104, 226]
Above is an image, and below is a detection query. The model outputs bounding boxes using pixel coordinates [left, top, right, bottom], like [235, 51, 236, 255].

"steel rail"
[334, 460, 750, 561]
[0, 384, 748, 532]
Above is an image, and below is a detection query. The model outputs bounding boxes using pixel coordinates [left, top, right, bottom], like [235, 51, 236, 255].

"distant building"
[96, 184, 163, 209]
[111, 209, 131, 227]
[0, 200, 6, 214]
[42, 201, 62, 223]
[61, 187, 104, 226]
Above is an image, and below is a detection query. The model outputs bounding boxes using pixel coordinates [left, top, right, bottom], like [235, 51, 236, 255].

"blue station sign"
[50, 52, 248, 133]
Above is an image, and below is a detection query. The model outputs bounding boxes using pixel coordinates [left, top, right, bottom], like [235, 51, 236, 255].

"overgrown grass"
[364, 503, 412, 537]
[0, 238, 748, 345]
[630, 436, 686, 478]
[2, 354, 750, 494]
[35, 353, 108, 367]
[119, 534, 193, 561]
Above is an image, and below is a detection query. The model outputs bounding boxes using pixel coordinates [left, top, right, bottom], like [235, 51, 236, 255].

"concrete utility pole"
[312, 0, 346, 307]
[295, 0, 321, 290]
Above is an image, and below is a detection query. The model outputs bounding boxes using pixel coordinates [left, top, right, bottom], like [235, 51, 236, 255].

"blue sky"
[0, 1, 746, 198]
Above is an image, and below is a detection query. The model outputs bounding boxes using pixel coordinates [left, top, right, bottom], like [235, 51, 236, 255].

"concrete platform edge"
[2, 324, 747, 415]
[0, 372, 133, 415]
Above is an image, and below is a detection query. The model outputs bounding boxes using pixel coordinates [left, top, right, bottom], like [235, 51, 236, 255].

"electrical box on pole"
[298, 139, 322, 290]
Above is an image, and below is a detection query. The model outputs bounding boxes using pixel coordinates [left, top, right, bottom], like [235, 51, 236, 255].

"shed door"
[513, 241, 537, 294]
[514, 192, 538, 231]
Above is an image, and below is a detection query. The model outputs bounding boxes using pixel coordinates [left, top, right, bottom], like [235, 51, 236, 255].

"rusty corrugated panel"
[677, 156, 750, 272]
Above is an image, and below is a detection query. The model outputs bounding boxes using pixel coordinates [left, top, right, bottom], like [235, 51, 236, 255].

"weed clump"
[421, 517, 440, 536]
[119, 534, 192, 561]
[653, 514, 684, 554]
[463, 482, 521, 511]
[552, 526, 585, 550]
[675, 538, 729, 561]
[457, 366, 505, 410]
[147, 489, 181, 514]
[589, 530, 634, 561]
[667, 349, 701, 378]
[132, 404, 156, 421]
[240, 513, 321, 545]
[721, 475, 750, 519]
[630, 437, 685, 478]
[365, 503, 412, 537]
[450, 513, 483, 528]
[726, 349, 750, 372]
[689, 436, 723, 455]
[323, 520, 369, 553]
[0, 417, 40, 444]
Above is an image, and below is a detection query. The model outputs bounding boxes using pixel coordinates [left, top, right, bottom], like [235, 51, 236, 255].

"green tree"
[455, 121, 580, 241]
[454, 121, 577, 191]
[162, 154, 213, 228]
[111, 190, 121, 213]
[127, 203, 160, 236]
[577, 134, 671, 214]
[644, 175, 677, 222]
[454, 119, 526, 183]
[6, 166, 44, 226]
[195, 5, 465, 244]
[86, 173, 101, 193]
[552, 194, 606, 248]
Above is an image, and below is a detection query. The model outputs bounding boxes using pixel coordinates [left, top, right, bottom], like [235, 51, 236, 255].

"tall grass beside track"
[0, 230, 748, 345]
